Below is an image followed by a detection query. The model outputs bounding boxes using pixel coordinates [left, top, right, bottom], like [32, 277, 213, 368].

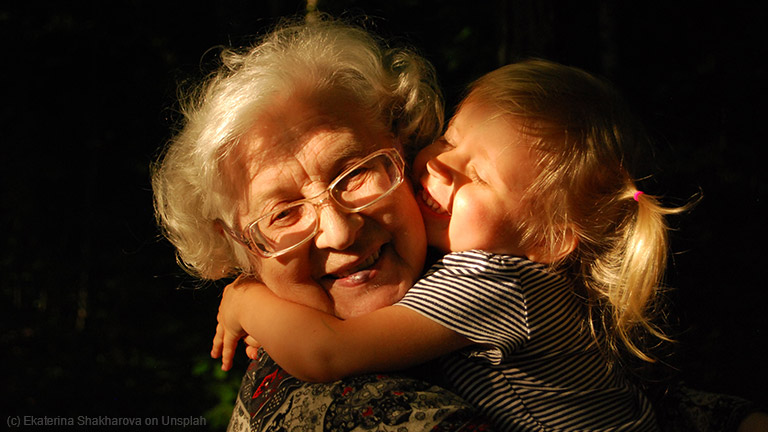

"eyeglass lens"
[252, 152, 400, 253]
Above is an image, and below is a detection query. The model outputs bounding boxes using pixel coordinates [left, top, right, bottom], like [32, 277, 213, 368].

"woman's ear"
[526, 227, 578, 264]
[213, 219, 226, 237]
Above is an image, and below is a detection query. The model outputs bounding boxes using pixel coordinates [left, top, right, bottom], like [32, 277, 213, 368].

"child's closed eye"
[468, 166, 487, 184]
[437, 137, 455, 150]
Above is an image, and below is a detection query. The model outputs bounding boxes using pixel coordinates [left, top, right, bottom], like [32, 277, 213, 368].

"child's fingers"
[220, 333, 239, 371]
[245, 346, 257, 360]
[243, 336, 261, 360]
[245, 345, 259, 360]
[243, 335, 261, 349]
[211, 322, 225, 359]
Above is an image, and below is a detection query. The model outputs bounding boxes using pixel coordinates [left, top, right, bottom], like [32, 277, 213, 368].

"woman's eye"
[341, 167, 372, 190]
[269, 206, 300, 226]
[346, 167, 368, 179]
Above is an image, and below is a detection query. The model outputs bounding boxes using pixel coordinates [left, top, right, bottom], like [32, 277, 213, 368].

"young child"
[213, 59, 687, 431]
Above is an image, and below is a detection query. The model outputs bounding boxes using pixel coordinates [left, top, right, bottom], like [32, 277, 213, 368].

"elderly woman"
[152, 16, 490, 431]
[152, 13, 768, 432]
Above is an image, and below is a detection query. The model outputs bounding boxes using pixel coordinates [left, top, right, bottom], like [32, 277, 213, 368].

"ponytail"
[465, 58, 695, 363]
[586, 190, 690, 362]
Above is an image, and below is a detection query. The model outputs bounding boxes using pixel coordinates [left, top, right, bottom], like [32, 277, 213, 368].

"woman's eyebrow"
[245, 182, 289, 218]
[335, 137, 372, 158]
[250, 143, 370, 203]
[324, 140, 375, 173]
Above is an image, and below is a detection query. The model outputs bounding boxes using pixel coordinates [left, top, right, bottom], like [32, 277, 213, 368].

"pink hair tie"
[633, 191, 644, 201]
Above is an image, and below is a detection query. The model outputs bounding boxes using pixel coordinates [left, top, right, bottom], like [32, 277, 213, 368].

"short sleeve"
[398, 251, 531, 364]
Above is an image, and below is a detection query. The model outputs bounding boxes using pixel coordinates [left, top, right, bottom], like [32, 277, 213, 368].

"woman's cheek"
[258, 254, 335, 315]
[388, 187, 427, 276]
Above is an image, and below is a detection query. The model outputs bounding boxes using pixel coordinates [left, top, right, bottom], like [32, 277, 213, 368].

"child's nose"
[425, 157, 453, 185]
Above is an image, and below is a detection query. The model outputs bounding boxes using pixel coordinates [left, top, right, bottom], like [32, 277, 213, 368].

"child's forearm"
[237, 285, 365, 381]
[239, 285, 472, 382]
[211, 277, 366, 376]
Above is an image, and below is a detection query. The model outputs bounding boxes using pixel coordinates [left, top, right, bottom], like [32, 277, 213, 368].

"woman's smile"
[326, 245, 382, 280]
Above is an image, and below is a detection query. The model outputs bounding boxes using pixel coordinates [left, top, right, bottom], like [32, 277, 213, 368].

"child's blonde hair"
[465, 59, 688, 362]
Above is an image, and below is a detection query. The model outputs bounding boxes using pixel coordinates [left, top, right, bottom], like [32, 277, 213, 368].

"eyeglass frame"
[217, 148, 406, 258]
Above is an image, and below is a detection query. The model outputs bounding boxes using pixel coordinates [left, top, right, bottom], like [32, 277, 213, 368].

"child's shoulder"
[437, 250, 543, 273]
[436, 250, 569, 284]
[443, 249, 535, 265]
[423, 251, 572, 301]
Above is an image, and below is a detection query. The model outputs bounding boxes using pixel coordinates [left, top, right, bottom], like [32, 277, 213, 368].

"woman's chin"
[326, 244, 411, 318]
[334, 287, 405, 318]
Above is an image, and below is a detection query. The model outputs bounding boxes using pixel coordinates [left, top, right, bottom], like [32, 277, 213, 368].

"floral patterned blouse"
[226, 349, 494, 432]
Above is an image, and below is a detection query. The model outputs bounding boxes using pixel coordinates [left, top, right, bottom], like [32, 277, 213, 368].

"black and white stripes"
[398, 250, 657, 431]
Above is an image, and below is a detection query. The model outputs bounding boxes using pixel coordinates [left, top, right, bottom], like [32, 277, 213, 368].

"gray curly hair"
[151, 15, 443, 279]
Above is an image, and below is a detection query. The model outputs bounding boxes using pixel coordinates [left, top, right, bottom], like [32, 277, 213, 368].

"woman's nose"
[313, 204, 364, 250]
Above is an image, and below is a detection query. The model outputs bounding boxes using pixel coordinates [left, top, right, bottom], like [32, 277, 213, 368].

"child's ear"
[526, 227, 578, 264]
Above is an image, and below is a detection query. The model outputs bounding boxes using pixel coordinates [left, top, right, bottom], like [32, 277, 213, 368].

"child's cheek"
[447, 196, 488, 250]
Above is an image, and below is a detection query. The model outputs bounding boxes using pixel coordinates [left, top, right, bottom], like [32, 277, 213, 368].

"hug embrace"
[153, 14, 766, 432]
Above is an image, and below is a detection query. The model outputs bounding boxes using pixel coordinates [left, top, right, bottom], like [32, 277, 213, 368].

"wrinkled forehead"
[221, 91, 394, 216]
[245, 90, 387, 159]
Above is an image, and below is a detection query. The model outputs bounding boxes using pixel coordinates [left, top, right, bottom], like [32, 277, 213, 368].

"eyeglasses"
[218, 148, 405, 258]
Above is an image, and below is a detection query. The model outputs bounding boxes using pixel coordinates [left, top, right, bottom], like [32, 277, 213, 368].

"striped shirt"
[397, 250, 658, 431]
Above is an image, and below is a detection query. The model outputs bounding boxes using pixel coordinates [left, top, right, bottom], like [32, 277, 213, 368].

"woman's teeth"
[421, 189, 449, 215]
[336, 248, 381, 278]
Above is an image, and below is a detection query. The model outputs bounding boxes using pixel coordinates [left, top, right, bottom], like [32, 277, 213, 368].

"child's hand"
[211, 319, 242, 371]
[210, 276, 264, 371]
[244, 335, 262, 360]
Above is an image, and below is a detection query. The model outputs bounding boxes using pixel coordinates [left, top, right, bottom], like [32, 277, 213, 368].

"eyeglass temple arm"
[214, 219, 250, 248]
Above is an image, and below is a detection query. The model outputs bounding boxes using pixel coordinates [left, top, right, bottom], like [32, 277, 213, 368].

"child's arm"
[211, 279, 472, 382]
[210, 276, 266, 371]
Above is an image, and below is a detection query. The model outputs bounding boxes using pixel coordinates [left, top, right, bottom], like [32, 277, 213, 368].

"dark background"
[3, 1, 766, 430]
